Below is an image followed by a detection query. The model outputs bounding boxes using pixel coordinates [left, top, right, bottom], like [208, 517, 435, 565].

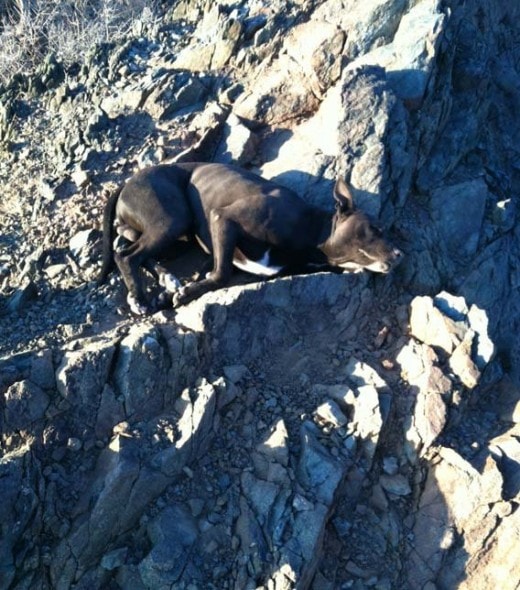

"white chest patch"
[232, 249, 283, 277]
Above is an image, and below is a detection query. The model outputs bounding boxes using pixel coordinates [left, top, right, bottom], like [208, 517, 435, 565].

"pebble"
[382, 456, 399, 476]
[379, 474, 412, 497]
[316, 399, 348, 428]
[67, 437, 82, 451]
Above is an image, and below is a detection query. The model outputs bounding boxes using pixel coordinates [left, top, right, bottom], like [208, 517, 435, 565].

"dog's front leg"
[173, 210, 236, 307]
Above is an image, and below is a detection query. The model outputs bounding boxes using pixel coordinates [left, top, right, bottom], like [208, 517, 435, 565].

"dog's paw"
[159, 272, 182, 293]
[127, 293, 149, 316]
[171, 286, 187, 308]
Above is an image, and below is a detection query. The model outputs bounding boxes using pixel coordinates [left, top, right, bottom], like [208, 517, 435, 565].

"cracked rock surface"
[1, 0, 520, 588]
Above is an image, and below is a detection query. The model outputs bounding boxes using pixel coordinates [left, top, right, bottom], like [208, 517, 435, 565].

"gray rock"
[223, 363, 251, 384]
[346, 384, 384, 463]
[409, 295, 465, 354]
[298, 421, 345, 505]
[315, 399, 348, 428]
[139, 505, 198, 587]
[101, 547, 128, 571]
[344, 358, 389, 392]
[280, 502, 329, 588]
[29, 349, 55, 390]
[113, 325, 171, 420]
[71, 168, 90, 188]
[346, 0, 446, 107]
[409, 293, 494, 382]
[433, 291, 469, 322]
[0, 448, 39, 589]
[467, 304, 495, 369]
[174, 5, 242, 71]
[100, 86, 148, 117]
[489, 424, 520, 500]
[397, 340, 451, 456]
[256, 418, 289, 467]
[214, 113, 258, 165]
[430, 178, 488, 260]
[6, 282, 38, 314]
[449, 331, 480, 388]
[153, 379, 218, 476]
[382, 456, 399, 476]
[56, 337, 116, 428]
[4, 380, 49, 431]
[284, 20, 345, 96]
[241, 471, 280, 523]
[233, 54, 320, 126]
[260, 66, 410, 220]
[69, 229, 96, 257]
[95, 384, 125, 439]
[380, 474, 411, 497]
[314, 0, 407, 58]
[44, 263, 68, 279]
[142, 70, 208, 120]
[408, 447, 508, 590]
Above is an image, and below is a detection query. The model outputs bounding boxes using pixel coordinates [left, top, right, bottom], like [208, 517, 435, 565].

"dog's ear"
[334, 178, 355, 213]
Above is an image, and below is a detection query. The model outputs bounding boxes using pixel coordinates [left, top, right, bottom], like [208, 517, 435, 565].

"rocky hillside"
[1, 0, 520, 588]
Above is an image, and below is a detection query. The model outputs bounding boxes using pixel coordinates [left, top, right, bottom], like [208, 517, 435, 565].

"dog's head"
[321, 178, 402, 273]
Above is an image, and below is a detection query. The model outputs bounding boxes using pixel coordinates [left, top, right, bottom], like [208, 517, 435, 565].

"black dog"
[98, 162, 402, 314]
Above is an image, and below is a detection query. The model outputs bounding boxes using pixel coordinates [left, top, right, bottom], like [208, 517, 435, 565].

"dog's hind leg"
[114, 240, 150, 315]
[117, 228, 186, 314]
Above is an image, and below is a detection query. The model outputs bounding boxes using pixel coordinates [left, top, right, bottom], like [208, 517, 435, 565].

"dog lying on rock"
[98, 162, 402, 314]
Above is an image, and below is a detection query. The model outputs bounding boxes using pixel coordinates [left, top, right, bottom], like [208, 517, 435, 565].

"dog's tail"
[97, 186, 122, 285]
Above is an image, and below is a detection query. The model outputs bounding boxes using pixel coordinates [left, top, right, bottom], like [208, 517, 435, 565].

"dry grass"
[0, 0, 158, 85]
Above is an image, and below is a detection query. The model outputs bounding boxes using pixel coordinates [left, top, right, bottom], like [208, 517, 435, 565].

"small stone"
[332, 516, 352, 538]
[7, 281, 38, 313]
[101, 547, 128, 570]
[45, 264, 68, 279]
[382, 456, 399, 476]
[69, 229, 96, 256]
[223, 364, 251, 383]
[433, 291, 469, 321]
[214, 113, 258, 165]
[256, 419, 289, 466]
[292, 494, 313, 512]
[449, 333, 480, 388]
[380, 474, 411, 497]
[72, 168, 89, 188]
[316, 399, 348, 428]
[188, 499, 205, 517]
[374, 326, 389, 348]
[409, 295, 464, 354]
[67, 437, 82, 451]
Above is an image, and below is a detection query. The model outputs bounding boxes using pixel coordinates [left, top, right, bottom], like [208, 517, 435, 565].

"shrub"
[0, 0, 158, 85]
